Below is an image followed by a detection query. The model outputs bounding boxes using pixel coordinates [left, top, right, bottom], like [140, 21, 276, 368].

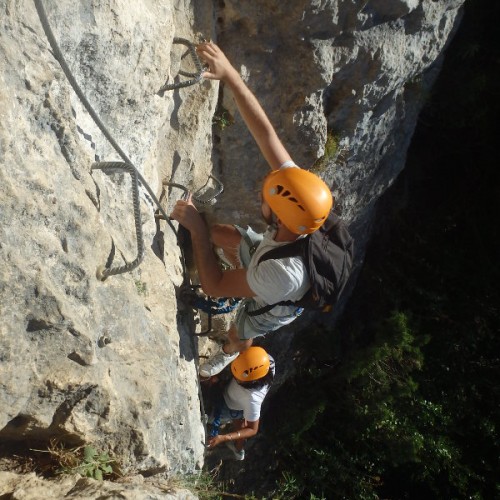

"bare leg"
[199, 324, 252, 378]
[222, 324, 253, 354]
[210, 224, 242, 268]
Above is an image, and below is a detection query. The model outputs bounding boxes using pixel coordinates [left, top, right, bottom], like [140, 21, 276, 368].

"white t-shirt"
[244, 226, 310, 332]
[223, 358, 276, 422]
[247, 226, 309, 304]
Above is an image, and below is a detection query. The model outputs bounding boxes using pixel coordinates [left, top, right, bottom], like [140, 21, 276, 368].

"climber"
[205, 346, 275, 461]
[170, 41, 333, 377]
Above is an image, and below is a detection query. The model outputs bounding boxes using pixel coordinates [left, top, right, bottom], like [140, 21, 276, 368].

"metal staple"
[92, 162, 145, 280]
[164, 174, 224, 206]
[34, 0, 217, 281]
[159, 37, 205, 92]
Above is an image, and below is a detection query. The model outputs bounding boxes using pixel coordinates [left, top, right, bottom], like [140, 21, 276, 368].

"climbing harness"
[158, 37, 205, 94]
[179, 284, 241, 337]
[193, 296, 241, 316]
[33, 0, 221, 282]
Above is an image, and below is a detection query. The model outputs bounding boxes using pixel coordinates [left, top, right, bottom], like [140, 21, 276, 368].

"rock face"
[0, 0, 216, 480]
[0, 0, 464, 494]
[214, 0, 464, 247]
[0, 471, 196, 500]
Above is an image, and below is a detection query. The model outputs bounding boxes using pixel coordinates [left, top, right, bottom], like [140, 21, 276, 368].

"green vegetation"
[178, 471, 223, 499]
[179, 469, 255, 499]
[33, 440, 119, 480]
[324, 131, 338, 158]
[311, 130, 339, 174]
[212, 107, 234, 130]
[67, 445, 115, 480]
[134, 279, 148, 296]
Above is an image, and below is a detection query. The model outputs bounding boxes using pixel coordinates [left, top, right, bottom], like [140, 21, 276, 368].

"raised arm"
[197, 41, 291, 171]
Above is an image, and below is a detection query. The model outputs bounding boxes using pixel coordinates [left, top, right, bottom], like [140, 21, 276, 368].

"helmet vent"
[243, 364, 265, 378]
[288, 196, 306, 211]
[273, 186, 306, 211]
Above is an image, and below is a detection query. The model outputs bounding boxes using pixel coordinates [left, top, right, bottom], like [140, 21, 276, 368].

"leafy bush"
[32, 440, 119, 481]
[62, 445, 115, 480]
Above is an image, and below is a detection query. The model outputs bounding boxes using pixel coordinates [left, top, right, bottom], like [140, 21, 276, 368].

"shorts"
[232, 225, 270, 341]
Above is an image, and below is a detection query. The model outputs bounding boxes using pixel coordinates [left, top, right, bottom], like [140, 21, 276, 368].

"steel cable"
[34, 0, 209, 445]
[34, 0, 187, 277]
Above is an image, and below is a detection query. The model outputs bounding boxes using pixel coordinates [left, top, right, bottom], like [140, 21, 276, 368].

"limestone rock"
[0, 471, 196, 499]
[1, 0, 464, 493]
[1, 0, 217, 479]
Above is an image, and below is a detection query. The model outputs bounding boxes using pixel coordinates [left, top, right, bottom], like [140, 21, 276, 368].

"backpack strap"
[245, 300, 297, 317]
[246, 238, 308, 317]
[256, 237, 307, 265]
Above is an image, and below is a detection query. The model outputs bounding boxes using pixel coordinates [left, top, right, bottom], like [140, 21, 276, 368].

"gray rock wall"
[0, 0, 217, 481]
[0, 471, 196, 499]
[213, 0, 463, 247]
[0, 0, 464, 495]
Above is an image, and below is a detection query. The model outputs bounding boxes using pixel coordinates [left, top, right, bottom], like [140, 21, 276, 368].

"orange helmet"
[231, 347, 270, 382]
[262, 168, 333, 234]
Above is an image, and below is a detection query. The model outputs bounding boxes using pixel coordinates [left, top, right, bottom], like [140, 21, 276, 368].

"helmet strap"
[275, 219, 300, 242]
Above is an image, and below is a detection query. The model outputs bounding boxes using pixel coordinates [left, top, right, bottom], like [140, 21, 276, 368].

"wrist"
[226, 431, 241, 441]
[222, 67, 242, 86]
